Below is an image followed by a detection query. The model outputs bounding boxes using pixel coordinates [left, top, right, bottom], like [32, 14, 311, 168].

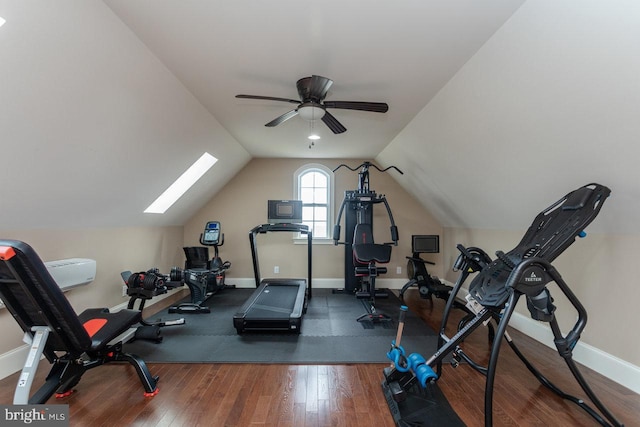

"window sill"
[293, 237, 336, 245]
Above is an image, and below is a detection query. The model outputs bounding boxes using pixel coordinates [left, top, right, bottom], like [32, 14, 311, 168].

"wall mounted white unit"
[0, 258, 96, 309]
[44, 258, 97, 291]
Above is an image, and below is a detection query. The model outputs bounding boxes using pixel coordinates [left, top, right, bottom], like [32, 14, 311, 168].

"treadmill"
[233, 201, 312, 334]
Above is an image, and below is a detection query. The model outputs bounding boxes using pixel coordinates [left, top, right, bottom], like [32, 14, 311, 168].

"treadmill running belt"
[245, 283, 299, 319]
[233, 279, 307, 333]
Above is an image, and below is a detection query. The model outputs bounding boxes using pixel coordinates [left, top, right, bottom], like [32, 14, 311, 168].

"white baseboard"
[438, 280, 640, 394]
[231, 277, 409, 289]
[0, 343, 30, 382]
[507, 311, 640, 394]
[3, 278, 638, 397]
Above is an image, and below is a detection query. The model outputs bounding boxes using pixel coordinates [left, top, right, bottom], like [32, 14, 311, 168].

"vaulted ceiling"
[1, 1, 639, 234]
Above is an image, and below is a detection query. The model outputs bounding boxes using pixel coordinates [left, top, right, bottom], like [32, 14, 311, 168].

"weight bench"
[0, 239, 159, 404]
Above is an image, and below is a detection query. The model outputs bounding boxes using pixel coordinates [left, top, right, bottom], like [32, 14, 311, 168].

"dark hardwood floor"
[0, 289, 638, 426]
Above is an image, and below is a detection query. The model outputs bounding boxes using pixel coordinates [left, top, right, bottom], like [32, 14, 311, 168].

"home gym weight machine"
[333, 161, 402, 322]
[383, 183, 623, 426]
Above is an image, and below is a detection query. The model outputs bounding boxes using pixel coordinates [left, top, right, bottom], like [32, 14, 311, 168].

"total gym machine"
[333, 162, 401, 323]
[168, 221, 234, 314]
[383, 183, 623, 427]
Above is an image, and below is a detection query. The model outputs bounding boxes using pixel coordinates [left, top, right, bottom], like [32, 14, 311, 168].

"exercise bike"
[168, 221, 234, 314]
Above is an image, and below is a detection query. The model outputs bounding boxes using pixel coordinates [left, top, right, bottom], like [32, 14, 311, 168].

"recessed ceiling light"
[0, 17, 6, 28]
[144, 152, 218, 214]
[308, 134, 321, 141]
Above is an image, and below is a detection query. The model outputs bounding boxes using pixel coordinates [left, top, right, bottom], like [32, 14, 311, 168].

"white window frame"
[294, 163, 334, 243]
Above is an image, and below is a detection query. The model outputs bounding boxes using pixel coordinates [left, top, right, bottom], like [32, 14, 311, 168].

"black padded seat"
[353, 244, 392, 264]
[352, 223, 392, 264]
[77, 308, 142, 351]
[0, 239, 159, 404]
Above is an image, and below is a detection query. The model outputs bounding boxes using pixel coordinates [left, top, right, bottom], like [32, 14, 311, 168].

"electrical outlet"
[396, 266, 402, 274]
[122, 284, 128, 297]
[274, 266, 280, 274]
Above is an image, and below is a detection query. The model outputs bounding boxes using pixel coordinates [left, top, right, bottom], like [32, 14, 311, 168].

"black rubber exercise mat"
[123, 288, 440, 364]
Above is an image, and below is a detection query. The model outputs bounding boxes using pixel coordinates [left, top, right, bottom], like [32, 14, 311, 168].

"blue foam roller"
[415, 364, 438, 388]
[407, 353, 426, 371]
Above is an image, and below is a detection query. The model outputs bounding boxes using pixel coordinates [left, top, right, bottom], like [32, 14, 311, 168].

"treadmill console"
[201, 221, 221, 245]
[268, 200, 303, 224]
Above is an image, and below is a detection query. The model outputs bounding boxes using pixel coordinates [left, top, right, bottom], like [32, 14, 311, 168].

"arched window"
[294, 164, 334, 240]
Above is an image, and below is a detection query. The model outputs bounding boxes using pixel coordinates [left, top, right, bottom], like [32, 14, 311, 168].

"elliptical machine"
[333, 161, 402, 323]
[168, 221, 234, 314]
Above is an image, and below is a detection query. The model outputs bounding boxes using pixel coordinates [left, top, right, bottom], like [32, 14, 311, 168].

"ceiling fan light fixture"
[298, 105, 325, 121]
[308, 134, 321, 140]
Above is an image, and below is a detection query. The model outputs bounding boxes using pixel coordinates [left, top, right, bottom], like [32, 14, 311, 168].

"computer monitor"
[411, 235, 440, 253]
[268, 200, 303, 224]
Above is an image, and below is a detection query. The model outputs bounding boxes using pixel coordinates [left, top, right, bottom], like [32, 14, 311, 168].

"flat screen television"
[268, 200, 303, 224]
[411, 235, 440, 253]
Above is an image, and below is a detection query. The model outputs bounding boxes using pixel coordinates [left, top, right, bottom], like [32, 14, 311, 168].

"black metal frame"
[0, 239, 158, 404]
[383, 183, 623, 426]
[249, 222, 313, 298]
[232, 223, 313, 334]
[169, 221, 234, 314]
[332, 161, 401, 292]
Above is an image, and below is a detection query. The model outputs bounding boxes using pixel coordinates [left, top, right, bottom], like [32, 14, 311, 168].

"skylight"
[144, 152, 218, 214]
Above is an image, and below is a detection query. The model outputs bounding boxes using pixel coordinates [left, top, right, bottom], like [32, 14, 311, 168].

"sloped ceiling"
[378, 1, 640, 233]
[0, 1, 251, 228]
[103, 0, 524, 159]
[2, 1, 638, 233]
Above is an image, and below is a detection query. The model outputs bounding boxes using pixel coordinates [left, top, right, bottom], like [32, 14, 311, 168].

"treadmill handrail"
[251, 223, 310, 234]
[249, 223, 313, 299]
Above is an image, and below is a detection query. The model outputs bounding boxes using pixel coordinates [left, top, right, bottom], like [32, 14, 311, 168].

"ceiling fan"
[235, 75, 388, 134]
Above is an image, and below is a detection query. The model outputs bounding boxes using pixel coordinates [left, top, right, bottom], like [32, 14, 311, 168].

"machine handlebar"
[333, 161, 404, 175]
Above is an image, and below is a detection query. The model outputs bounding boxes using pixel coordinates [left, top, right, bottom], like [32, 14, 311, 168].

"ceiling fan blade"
[321, 111, 347, 134]
[323, 101, 389, 113]
[265, 109, 299, 127]
[236, 94, 300, 104]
